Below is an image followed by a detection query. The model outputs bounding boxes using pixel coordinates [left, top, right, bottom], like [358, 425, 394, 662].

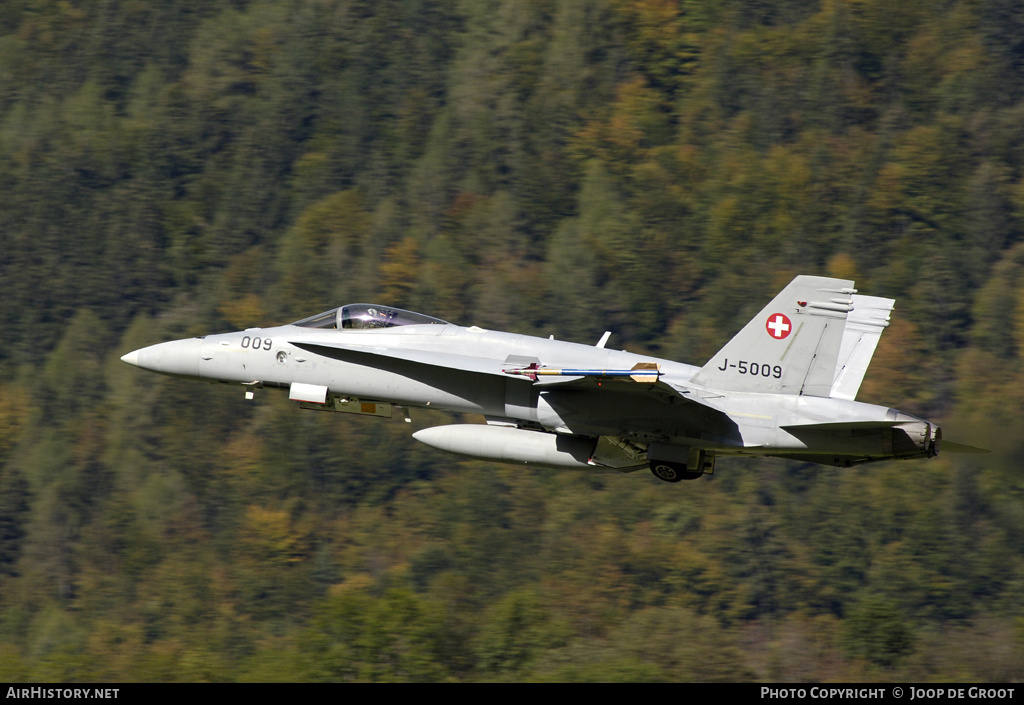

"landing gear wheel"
[650, 461, 702, 483]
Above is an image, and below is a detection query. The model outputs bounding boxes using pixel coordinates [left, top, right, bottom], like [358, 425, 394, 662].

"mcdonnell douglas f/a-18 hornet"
[121, 275, 982, 482]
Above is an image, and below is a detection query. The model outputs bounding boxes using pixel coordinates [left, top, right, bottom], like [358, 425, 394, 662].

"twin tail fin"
[690, 275, 876, 398]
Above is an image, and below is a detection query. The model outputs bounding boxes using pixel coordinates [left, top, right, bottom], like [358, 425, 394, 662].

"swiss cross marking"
[766, 313, 792, 339]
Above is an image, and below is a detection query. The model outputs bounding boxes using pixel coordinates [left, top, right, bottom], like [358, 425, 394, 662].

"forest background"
[1, 0, 1024, 682]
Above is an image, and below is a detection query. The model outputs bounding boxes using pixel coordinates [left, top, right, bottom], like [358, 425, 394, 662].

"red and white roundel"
[765, 313, 792, 339]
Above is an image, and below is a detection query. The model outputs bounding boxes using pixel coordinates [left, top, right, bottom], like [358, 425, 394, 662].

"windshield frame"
[292, 304, 449, 330]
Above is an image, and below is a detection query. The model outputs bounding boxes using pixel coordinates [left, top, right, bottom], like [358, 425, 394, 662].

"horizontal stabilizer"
[940, 440, 989, 454]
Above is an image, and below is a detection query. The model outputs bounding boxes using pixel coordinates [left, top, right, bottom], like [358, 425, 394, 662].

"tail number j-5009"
[717, 359, 782, 378]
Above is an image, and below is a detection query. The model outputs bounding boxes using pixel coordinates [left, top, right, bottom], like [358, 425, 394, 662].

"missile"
[412, 424, 597, 468]
[502, 362, 660, 383]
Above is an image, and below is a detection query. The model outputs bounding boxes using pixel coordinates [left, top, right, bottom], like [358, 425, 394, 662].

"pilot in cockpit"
[292, 304, 448, 330]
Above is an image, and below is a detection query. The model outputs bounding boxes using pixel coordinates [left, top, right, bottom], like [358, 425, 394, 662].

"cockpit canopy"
[292, 304, 449, 330]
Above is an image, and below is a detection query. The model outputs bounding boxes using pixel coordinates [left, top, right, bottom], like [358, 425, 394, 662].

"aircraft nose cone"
[120, 338, 204, 378]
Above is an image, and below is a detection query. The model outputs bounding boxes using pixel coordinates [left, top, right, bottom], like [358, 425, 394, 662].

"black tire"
[650, 461, 704, 482]
[651, 461, 683, 482]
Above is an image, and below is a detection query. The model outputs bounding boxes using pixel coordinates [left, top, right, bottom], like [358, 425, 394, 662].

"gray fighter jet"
[121, 275, 976, 482]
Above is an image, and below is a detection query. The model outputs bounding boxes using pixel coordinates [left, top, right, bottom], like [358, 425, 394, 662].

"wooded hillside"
[1, 0, 1023, 681]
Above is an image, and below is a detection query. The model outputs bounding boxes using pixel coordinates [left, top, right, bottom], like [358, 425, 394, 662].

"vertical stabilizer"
[689, 276, 855, 396]
[829, 295, 894, 400]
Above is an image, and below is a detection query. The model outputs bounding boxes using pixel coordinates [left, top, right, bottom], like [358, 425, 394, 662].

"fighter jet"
[121, 275, 976, 482]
